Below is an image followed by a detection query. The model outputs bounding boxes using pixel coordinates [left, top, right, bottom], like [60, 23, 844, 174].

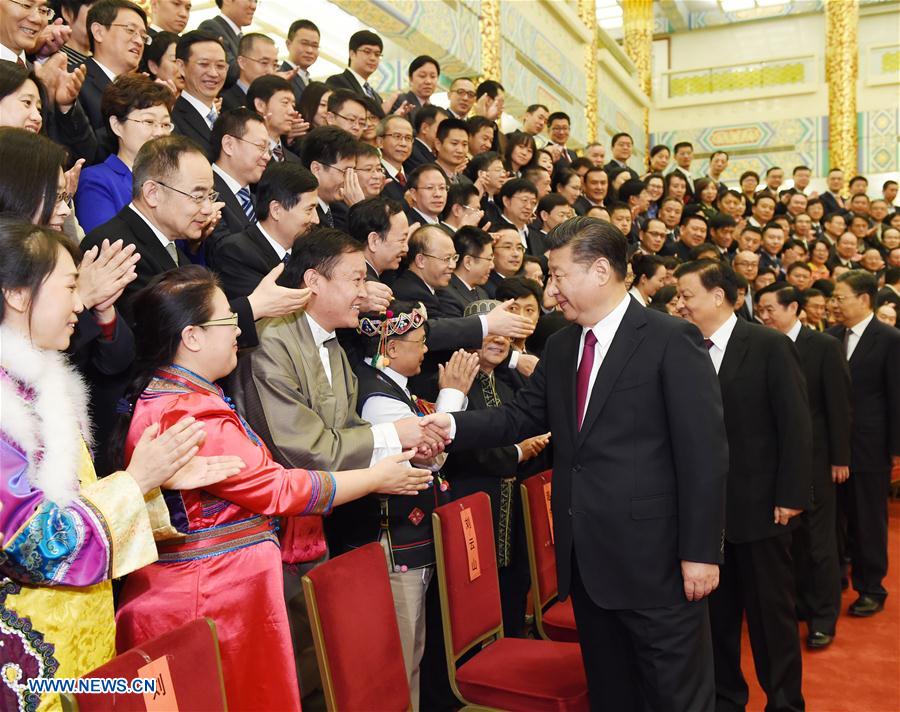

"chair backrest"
[302, 542, 411, 712]
[521, 470, 558, 609]
[432, 492, 503, 662]
[60, 618, 226, 711]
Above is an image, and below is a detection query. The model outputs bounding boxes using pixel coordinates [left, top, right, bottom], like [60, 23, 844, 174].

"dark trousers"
[843, 469, 890, 600]
[569, 554, 715, 712]
[710, 535, 804, 712]
[792, 474, 841, 634]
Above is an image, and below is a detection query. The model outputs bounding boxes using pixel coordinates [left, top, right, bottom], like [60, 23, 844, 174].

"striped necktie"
[272, 143, 285, 162]
[206, 106, 218, 129]
[363, 81, 377, 100]
[236, 186, 256, 223]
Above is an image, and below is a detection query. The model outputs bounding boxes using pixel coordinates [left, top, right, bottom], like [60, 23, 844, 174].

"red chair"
[521, 471, 579, 642]
[302, 542, 411, 712]
[432, 492, 589, 711]
[60, 618, 226, 711]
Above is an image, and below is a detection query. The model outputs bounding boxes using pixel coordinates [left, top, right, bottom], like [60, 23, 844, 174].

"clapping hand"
[78, 239, 140, 316]
[438, 350, 480, 393]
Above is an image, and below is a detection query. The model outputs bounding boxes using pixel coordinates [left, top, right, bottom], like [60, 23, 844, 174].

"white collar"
[849, 312, 874, 339]
[257, 221, 289, 260]
[181, 90, 214, 116]
[413, 207, 439, 225]
[708, 312, 738, 352]
[786, 319, 802, 342]
[369, 361, 409, 392]
[212, 163, 244, 196]
[220, 13, 241, 36]
[349, 67, 371, 89]
[306, 312, 336, 347]
[318, 198, 330, 214]
[236, 78, 249, 93]
[92, 57, 117, 81]
[0, 43, 26, 65]
[150, 23, 164, 33]
[455, 273, 474, 290]
[382, 160, 401, 179]
[584, 292, 631, 351]
[628, 286, 647, 306]
[128, 203, 175, 247]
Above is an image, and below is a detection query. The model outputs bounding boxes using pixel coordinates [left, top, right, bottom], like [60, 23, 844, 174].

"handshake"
[393, 412, 455, 459]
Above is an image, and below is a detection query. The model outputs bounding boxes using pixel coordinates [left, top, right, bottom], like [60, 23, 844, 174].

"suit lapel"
[577, 301, 646, 446]
[849, 318, 878, 365]
[119, 207, 180, 270]
[175, 97, 211, 141]
[343, 69, 364, 94]
[718, 318, 750, 386]
[248, 225, 281, 269]
[214, 173, 250, 230]
[554, 324, 582, 444]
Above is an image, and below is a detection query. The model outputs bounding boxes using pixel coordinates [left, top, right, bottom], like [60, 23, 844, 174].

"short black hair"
[611, 132, 632, 147]
[674, 259, 740, 305]
[690, 244, 720, 261]
[436, 117, 468, 142]
[499, 177, 538, 203]
[87, 0, 146, 53]
[280, 227, 362, 287]
[754, 192, 776, 206]
[631, 252, 665, 283]
[413, 104, 448, 134]
[210, 107, 265, 163]
[836, 269, 878, 307]
[618, 179, 645, 204]
[466, 150, 502, 180]
[327, 88, 366, 115]
[544, 216, 628, 280]
[348, 196, 404, 244]
[882, 266, 900, 285]
[755, 282, 803, 309]
[547, 111, 570, 126]
[765, 166, 783, 177]
[409, 55, 440, 78]
[884, 179, 898, 190]
[238, 32, 273, 57]
[406, 162, 447, 191]
[475, 80, 504, 100]
[848, 175, 868, 186]
[288, 19, 320, 40]
[442, 182, 480, 220]
[496, 274, 542, 304]
[710, 150, 729, 160]
[762, 221, 785, 236]
[349, 30, 382, 53]
[453, 225, 493, 258]
[786, 261, 812, 276]
[247, 74, 294, 109]
[465, 115, 495, 137]
[255, 162, 319, 222]
[792, 165, 811, 175]
[175, 30, 224, 63]
[681, 212, 708, 229]
[673, 141, 693, 153]
[300, 126, 359, 169]
[551, 168, 578, 194]
[710, 213, 737, 229]
[608, 201, 631, 216]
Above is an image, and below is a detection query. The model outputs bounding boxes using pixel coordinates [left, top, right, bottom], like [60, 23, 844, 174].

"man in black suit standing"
[281, 19, 319, 106]
[676, 259, 812, 712]
[196, 0, 256, 86]
[211, 161, 320, 301]
[827, 271, 900, 617]
[390, 54, 439, 120]
[404, 105, 446, 174]
[423, 217, 727, 711]
[497, 178, 547, 258]
[439, 226, 493, 317]
[219, 32, 278, 111]
[757, 284, 851, 649]
[349, 196, 411, 286]
[172, 31, 228, 157]
[670, 141, 696, 199]
[326, 30, 396, 119]
[544, 111, 578, 168]
[148, 0, 190, 36]
[376, 114, 414, 201]
[603, 132, 640, 182]
[80, 0, 149, 128]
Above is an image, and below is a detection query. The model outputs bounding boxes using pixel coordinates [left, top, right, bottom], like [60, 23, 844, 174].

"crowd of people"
[1, 1, 898, 710]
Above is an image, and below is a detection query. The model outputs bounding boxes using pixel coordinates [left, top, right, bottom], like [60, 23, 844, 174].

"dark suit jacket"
[209, 223, 280, 301]
[326, 69, 385, 118]
[717, 318, 812, 543]
[78, 58, 112, 129]
[403, 138, 436, 174]
[877, 285, 900, 312]
[171, 95, 213, 157]
[208, 170, 253, 258]
[380, 169, 406, 202]
[452, 298, 728, 609]
[196, 15, 240, 87]
[81, 205, 257, 347]
[820, 191, 846, 217]
[437, 274, 489, 318]
[219, 82, 247, 112]
[827, 318, 900, 471]
[794, 327, 851, 487]
[573, 195, 602, 217]
[279, 61, 308, 107]
[671, 166, 695, 198]
[603, 159, 640, 182]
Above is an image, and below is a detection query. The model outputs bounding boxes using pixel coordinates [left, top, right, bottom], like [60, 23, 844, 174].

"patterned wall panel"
[859, 108, 899, 175]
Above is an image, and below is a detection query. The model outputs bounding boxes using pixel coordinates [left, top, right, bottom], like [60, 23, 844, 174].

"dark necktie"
[363, 81, 377, 100]
[282, 252, 291, 265]
[236, 186, 256, 223]
[704, 338, 714, 350]
[272, 143, 285, 162]
[16, 56, 25, 67]
[842, 329, 851, 360]
[575, 330, 598, 430]
[321, 208, 333, 228]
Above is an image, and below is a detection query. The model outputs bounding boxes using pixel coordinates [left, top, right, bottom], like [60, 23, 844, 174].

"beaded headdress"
[357, 303, 428, 370]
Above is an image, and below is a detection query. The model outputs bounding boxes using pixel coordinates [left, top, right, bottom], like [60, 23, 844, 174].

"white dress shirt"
[283, 59, 310, 86]
[92, 58, 117, 81]
[128, 203, 177, 256]
[576, 293, 632, 410]
[786, 319, 802, 343]
[212, 163, 244, 198]
[0, 43, 27, 65]
[257, 222, 289, 261]
[181, 90, 215, 122]
[844, 312, 873, 361]
[305, 313, 401, 465]
[706, 312, 738, 374]
[628, 286, 647, 307]
[220, 13, 241, 36]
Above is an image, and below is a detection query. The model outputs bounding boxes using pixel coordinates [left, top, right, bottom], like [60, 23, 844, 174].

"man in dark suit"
[827, 232, 859, 272]
[544, 111, 578, 168]
[670, 141, 696, 199]
[676, 259, 811, 712]
[757, 284, 851, 649]
[219, 32, 279, 112]
[423, 217, 728, 711]
[820, 168, 848, 216]
[211, 161, 320, 301]
[281, 19, 319, 106]
[497, 178, 546, 257]
[438, 226, 493, 317]
[827, 271, 900, 617]
[196, 0, 255, 87]
[376, 114, 414, 201]
[207, 107, 270, 252]
[404, 105, 446, 174]
[80, 0, 149, 128]
[298, 126, 358, 229]
[660, 213, 708, 263]
[246, 74, 304, 164]
[389, 54, 440, 121]
[603, 132, 640, 182]
[326, 29, 392, 119]
[172, 31, 228, 157]
[877, 266, 900, 312]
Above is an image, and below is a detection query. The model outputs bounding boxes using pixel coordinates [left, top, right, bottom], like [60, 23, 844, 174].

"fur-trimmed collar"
[0, 325, 92, 506]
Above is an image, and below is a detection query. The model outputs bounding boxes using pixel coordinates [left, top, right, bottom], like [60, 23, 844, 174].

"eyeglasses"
[452, 89, 476, 100]
[125, 118, 174, 132]
[496, 243, 526, 253]
[240, 55, 279, 70]
[332, 112, 367, 129]
[8, 0, 54, 20]
[197, 313, 239, 328]
[831, 294, 857, 304]
[55, 189, 71, 205]
[394, 336, 427, 346]
[355, 47, 382, 59]
[108, 23, 152, 45]
[468, 254, 494, 262]
[644, 230, 667, 239]
[155, 181, 219, 205]
[461, 204, 483, 213]
[382, 132, 413, 143]
[414, 184, 447, 193]
[422, 253, 460, 266]
[320, 163, 350, 175]
[229, 134, 271, 156]
[355, 165, 386, 176]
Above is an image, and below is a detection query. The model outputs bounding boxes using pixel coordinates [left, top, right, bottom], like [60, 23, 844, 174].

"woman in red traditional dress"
[112, 267, 432, 711]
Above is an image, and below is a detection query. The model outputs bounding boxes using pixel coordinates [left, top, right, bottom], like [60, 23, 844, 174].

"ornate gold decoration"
[479, 0, 501, 83]
[577, 0, 598, 143]
[825, 0, 859, 179]
[669, 61, 806, 97]
[622, 0, 653, 148]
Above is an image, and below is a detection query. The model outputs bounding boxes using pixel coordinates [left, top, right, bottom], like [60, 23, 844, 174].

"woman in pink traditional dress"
[112, 266, 431, 711]
[0, 223, 241, 712]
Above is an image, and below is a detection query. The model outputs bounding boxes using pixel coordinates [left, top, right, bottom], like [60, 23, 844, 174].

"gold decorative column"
[825, 0, 859, 178]
[578, 0, 599, 143]
[622, 0, 653, 147]
[479, 0, 501, 83]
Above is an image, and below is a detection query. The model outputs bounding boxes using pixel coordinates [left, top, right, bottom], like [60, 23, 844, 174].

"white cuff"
[370, 421, 403, 467]
[479, 314, 488, 338]
[435, 388, 466, 413]
[515, 445, 523, 463]
[508, 350, 520, 369]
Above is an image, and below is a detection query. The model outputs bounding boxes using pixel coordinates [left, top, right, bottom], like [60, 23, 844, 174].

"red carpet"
[743, 500, 900, 711]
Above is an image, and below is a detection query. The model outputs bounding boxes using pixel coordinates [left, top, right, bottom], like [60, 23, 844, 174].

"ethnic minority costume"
[0, 327, 169, 712]
[115, 365, 336, 711]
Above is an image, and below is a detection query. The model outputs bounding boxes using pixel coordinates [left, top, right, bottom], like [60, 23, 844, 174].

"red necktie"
[576, 331, 598, 430]
[397, 170, 406, 187]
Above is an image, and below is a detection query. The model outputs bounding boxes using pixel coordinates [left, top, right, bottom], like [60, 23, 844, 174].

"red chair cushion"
[434, 494, 503, 657]
[542, 598, 579, 642]
[455, 637, 589, 712]
[522, 471, 557, 605]
[305, 543, 410, 711]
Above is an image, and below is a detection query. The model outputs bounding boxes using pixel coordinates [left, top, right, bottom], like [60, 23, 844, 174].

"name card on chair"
[543, 481, 554, 544]
[138, 655, 179, 711]
[460, 507, 481, 581]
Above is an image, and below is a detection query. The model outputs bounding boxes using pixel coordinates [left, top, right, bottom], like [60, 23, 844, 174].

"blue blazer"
[75, 154, 133, 233]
